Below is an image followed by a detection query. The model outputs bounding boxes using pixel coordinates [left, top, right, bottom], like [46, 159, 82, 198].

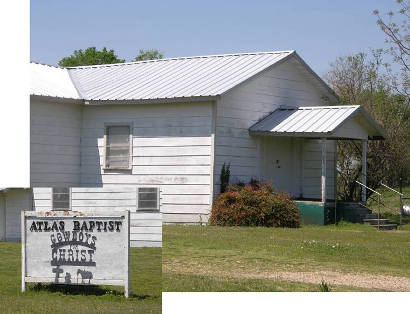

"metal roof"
[30, 62, 80, 99]
[31, 51, 294, 101]
[249, 106, 386, 139]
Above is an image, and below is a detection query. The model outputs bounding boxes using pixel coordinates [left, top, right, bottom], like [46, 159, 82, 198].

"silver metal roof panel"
[249, 105, 386, 139]
[31, 51, 295, 101]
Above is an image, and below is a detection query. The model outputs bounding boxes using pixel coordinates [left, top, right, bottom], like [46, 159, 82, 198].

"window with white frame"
[52, 187, 71, 211]
[104, 125, 132, 169]
[137, 187, 159, 211]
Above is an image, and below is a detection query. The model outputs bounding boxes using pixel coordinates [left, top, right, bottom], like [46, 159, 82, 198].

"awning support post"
[321, 138, 327, 204]
[362, 139, 367, 202]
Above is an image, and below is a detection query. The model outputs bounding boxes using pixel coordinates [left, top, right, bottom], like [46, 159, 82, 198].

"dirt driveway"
[163, 263, 410, 291]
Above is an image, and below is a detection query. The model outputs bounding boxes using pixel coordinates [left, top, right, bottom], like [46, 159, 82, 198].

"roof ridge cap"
[65, 50, 295, 70]
[294, 105, 360, 109]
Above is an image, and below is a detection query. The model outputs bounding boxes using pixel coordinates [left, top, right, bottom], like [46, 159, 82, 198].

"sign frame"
[21, 210, 130, 297]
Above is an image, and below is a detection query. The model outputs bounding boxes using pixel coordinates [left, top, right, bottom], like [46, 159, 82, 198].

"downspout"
[321, 138, 327, 204]
[334, 141, 338, 224]
[79, 101, 85, 187]
[361, 140, 368, 202]
[209, 99, 218, 218]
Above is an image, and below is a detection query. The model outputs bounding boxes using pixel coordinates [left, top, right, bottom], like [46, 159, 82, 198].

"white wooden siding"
[214, 57, 336, 200]
[332, 118, 368, 140]
[79, 102, 213, 223]
[163, 213, 208, 224]
[32, 186, 162, 247]
[31, 101, 82, 187]
[301, 139, 336, 199]
[2, 190, 32, 241]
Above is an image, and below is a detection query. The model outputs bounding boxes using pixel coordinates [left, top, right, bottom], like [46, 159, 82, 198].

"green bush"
[209, 182, 300, 228]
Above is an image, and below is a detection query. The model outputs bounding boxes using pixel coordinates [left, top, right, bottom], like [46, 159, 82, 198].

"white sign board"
[21, 211, 130, 297]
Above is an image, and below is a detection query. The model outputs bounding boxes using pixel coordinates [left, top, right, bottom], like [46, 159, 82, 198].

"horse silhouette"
[76, 269, 93, 284]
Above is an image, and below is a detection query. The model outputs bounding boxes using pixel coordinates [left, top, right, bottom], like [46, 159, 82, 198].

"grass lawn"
[0, 243, 162, 314]
[162, 223, 410, 292]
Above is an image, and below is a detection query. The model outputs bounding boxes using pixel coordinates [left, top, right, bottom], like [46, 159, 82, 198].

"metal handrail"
[355, 181, 381, 230]
[381, 182, 404, 226]
[381, 183, 403, 196]
[355, 181, 381, 195]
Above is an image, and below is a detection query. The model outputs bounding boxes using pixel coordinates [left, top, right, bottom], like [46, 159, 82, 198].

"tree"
[326, 52, 410, 200]
[58, 47, 125, 67]
[374, 0, 410, 97]
[134, 49, 163, 61]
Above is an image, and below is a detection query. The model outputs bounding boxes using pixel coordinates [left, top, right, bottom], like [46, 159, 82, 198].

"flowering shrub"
[209, 182, 300, 228]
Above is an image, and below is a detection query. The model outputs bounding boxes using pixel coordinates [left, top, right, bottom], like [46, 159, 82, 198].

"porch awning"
[249, 105, 386, 140]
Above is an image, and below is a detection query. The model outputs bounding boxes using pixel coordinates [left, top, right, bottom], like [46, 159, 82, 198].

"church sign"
[21, 211, 130, 297]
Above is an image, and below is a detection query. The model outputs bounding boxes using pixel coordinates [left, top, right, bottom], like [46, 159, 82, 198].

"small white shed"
[0, 50, 385, 237]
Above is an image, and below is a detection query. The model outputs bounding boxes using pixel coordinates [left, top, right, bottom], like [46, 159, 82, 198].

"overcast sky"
[31, 0, 394, 76]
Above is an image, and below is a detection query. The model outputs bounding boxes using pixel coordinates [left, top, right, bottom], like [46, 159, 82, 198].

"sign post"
[21, 211, 130, 297]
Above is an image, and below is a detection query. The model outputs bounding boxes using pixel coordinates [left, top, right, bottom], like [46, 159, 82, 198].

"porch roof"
[249, 105, 386, 140]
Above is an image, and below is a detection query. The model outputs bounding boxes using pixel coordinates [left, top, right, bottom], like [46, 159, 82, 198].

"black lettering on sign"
[63, 231, 70, 242]
[89, 221, 95, 232]
[51, 221, 60, 232]
[90, 235, 96, 246]
[50, 235, 97, 267]
[28, 218, 124, 269]
[36, 221, 44, 231]
[80, 249, 86, 262]
[73, 221, 80, 231]
[44, 221, 51, 232]
[81, 221, 88, 232]
[29, 220, 65, 232]
[30, 221, 37, 232]
[96, 221, 103, 232]
[69, 220, 122, 232]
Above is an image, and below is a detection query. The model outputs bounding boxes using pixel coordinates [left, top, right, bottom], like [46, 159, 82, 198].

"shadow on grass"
[29, 283, 151, 300]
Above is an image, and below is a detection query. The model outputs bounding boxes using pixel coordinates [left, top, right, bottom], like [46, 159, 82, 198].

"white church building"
[0, 50, 385, 243]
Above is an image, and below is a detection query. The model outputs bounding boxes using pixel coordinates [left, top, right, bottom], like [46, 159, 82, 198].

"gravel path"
[263, 270, 410, 291]
[163, 264, 410, 291]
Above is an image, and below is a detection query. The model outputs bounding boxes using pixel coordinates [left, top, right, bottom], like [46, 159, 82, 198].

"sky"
[31, 0, 395, 77]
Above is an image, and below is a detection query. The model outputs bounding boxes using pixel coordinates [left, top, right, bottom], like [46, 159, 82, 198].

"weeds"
[319, 280, 331, 292]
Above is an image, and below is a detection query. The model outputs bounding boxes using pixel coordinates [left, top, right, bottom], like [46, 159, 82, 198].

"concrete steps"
[363, 214, 398, 230]
[336, 202, 398, 230]
[363, 218, 389, 225]
[376, 224, 398, 230]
